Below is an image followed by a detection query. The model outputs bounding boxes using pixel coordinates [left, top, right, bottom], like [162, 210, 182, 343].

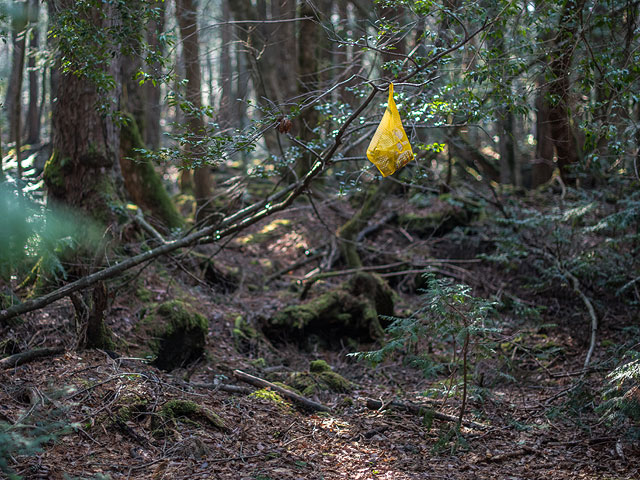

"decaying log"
[190, 382, 253, 395]
[234, 369, 331, 412]
[0, 347, 65, 370]
[365, 398, 488, 430]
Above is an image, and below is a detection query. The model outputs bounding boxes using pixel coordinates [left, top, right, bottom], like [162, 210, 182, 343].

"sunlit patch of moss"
[310, 359, 332, 373]
[233, 315, 259, 340]
[250, 388, 293, 410]
[237, 219, 291, 245]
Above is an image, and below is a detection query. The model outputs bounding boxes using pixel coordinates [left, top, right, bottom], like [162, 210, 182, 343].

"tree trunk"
[297, 1, 322, 177]
[218, 0, 233, 131]
[228, 0, 297, 164]
[338, 178, 399, 268]
[44, 0, 124, 226]
[119, 114, 184, 230]
[532, 88, 555, 187]
[45, 0, 125, 349]
[25, 0, 40, 146]
[6, 2, 28, 179]
[72, 282, 114, 350]
[498, 109, 517, 186]
[144, 0, 166, 150]
[175, 0, 213, 221]
[543, 0, 585, 183]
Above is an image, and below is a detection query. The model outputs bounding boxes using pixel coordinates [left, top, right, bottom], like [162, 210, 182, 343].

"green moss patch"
[250, 388, 293, 410]
[139, 300, 208, 371]
[287, 363, 353, 396]
[309, 359, 332, 373]
[114, 394, 149, 423]
[237, 219, 291, 245]
[152, 399, 228, 436]
[232, 315, 265, 354]
[398, 195, 479, 237]
[265, 272, 394, 347]
[119, 113, 184, 230]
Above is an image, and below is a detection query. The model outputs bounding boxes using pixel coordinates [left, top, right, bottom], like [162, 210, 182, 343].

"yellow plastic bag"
[366, 83, 414, 176]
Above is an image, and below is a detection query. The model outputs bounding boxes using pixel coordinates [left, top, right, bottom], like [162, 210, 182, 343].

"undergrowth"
[352, 273, 499, 449]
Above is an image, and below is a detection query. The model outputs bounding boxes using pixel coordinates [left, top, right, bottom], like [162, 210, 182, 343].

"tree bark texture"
[297, 1, 322, 176]
[44, 0, 124, 225]
[175, 0, 213, 221]
[543, 0, 585, 183]
[144, 0, 166, 150]
[218, 0, 233, 130]
[6, 2, 28, 178]
[26, 0, 41, 145]
[532, 88, 555, 187]
[119, 114, 184, 230]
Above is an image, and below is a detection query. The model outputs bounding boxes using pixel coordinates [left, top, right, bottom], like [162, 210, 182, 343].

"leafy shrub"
[352, 273, 498, 425]
[599, 350, 640, 440]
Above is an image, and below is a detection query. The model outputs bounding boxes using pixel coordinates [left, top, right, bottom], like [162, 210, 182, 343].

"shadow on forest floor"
[1, 188, 638, 480]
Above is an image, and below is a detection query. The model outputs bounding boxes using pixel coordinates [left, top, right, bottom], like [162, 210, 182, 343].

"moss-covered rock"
[265, 272, 394, 347]
[398, 195, 480, 238]
[287, 363, 353, 396]
[139, 300, 208, 371]
[152, 399, 227, 436]
[309, 359, 332, 373]
[114, 394, 149, 423]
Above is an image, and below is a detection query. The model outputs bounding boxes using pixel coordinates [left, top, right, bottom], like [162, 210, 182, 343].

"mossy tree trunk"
[71, 282, 114, 350]
[44, 0, 125, 349]
[118, 1, 182, 232]
[337, 178, 398, 268]
[120, 115, 184, 231]
[45, 3, 124, 226]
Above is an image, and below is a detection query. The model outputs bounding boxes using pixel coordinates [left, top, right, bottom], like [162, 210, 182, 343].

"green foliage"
[353, 274, 497, 371]
[0, 183, 100, 282]
[599, 350, 640, 439]
[483, 181, 640, 305]
[0, 390, 74, 479]
[49, 0, 170, 93]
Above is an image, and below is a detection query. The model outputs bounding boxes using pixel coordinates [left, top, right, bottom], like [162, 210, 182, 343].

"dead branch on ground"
[234, 369, 331, 412]
[0, 347, 65, 370]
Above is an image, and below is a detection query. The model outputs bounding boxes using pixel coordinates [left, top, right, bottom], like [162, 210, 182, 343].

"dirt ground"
[1, 195, 639, 480]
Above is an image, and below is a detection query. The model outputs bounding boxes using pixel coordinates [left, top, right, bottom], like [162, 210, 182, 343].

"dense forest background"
[0, 0, 639, 478]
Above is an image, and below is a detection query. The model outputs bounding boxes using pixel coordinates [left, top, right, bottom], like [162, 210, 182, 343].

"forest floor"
[1, 184, 639, 480]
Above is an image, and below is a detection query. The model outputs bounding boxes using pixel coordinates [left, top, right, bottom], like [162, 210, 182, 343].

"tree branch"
[0, 18, 493, 324]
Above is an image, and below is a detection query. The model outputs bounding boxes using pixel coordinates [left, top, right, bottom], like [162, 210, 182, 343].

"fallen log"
[190, 382, 253, 395]
[365, 398, 488, 430]
[233, 369, 331, 412]
[0, 347, 65, 370]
